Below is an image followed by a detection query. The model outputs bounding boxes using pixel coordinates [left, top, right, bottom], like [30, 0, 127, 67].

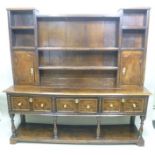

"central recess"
[37, 17, 119, 88]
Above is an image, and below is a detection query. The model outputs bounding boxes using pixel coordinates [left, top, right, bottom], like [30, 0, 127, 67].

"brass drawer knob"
[133, 103, 137, 108]
[29, 98, 33, 103]
[86, 105, 90, 109]
[75, 99, 79, 104]
[63, 104, 67, 108]
[40, 103, 44, 108]
[17, 102, 22, 106]
[110, 104, 113, 108]
[121, 98, 125, 103]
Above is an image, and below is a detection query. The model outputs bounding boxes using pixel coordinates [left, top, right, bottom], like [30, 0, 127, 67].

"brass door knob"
[30, 68, 34, 76]
[122, 67, 126, 75]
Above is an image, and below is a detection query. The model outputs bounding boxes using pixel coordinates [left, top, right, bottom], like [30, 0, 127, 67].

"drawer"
[56, 98, 77, 112]
[102, 98, 121, 112]
[123, 98, 144, 112]
[56, 98, 98, 113]
[32, 97, 52, 112]
[11, 96, 29, 111]
[78, 99, 98, 113]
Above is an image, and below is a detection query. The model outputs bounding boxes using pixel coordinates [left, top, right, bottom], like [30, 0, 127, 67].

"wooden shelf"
[38, 66, 118, 71]
[37, 15, 120, 19]
[120, 48, 145, 51]
[12, 46, 35, 50]
[122, 26, 146, 30]
[37, 47, 119, 51]
[11, 26, 34, 30]
[11, 123, 139, 144]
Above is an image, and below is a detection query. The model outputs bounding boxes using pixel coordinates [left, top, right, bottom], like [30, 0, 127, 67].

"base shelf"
[11, 123, 140, 145]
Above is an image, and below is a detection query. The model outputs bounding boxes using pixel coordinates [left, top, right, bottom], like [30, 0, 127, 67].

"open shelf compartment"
[12, 29, 34, 47]
[122, 30, 145, 48]
[37, 17, 119, 48]
[11, 123, 139, 144]
[10, 10, 34, 27]
[38, 50, 118, 67]
[39, 70, 117, 88]
[122, 9, 147, 28]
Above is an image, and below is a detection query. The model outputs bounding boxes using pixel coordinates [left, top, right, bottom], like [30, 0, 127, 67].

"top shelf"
[37, 47, 119, 51]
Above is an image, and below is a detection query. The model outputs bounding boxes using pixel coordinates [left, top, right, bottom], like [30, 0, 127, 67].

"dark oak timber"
[6, 8, 150, 146]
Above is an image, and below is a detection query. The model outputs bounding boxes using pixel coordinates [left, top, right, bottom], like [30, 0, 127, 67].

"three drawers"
[10, 95, 145, 114]
[56, 98, 98, 113]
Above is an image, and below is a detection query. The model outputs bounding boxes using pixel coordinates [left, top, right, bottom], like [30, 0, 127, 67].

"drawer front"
[11, 96, 29, 111]
[102, 98, 121, 112]
[123, 98, 144, 112]
[32, 97, 52, 112]
[78, 99, 98, 113]
[56, 98, 77, 112]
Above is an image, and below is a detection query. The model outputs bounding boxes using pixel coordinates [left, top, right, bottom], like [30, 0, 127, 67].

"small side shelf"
[11, 26, 35, 30]
[122, 26, 146, 31]
[12, 46, 35, 50]
[120, 48, 145, 51]
[38, 66, 118, 71]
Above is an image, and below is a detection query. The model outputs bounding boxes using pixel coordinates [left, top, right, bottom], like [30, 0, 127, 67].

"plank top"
[4, 85, 151, 96]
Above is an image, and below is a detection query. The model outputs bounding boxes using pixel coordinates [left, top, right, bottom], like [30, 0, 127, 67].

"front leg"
[9, 113, 16, 137]
[137, 116, 145, 146]
[20, 114, 26, 124]
[9, 113, 17, 144]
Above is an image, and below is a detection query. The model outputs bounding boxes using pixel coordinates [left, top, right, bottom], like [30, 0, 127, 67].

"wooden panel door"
[120, 51, 143, 86]
[13, 51, 35, 85]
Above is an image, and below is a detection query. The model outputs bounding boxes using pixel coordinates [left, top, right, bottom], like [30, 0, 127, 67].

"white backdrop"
[0, 0, 155, 120]
[1, 1, 155, 155]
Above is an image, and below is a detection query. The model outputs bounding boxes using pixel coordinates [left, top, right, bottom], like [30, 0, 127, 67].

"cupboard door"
[120, 51, 143, 86]
[13, 51, 35, 85]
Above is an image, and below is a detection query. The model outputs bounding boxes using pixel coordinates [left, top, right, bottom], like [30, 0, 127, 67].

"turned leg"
[137, 116, 145, 146]
[20, 114, 26, 124]
[9, 113, 16, 138]
[96, 117, 101, 139]
[53, 116, 58, 139]
[130, 116, 135, 125]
